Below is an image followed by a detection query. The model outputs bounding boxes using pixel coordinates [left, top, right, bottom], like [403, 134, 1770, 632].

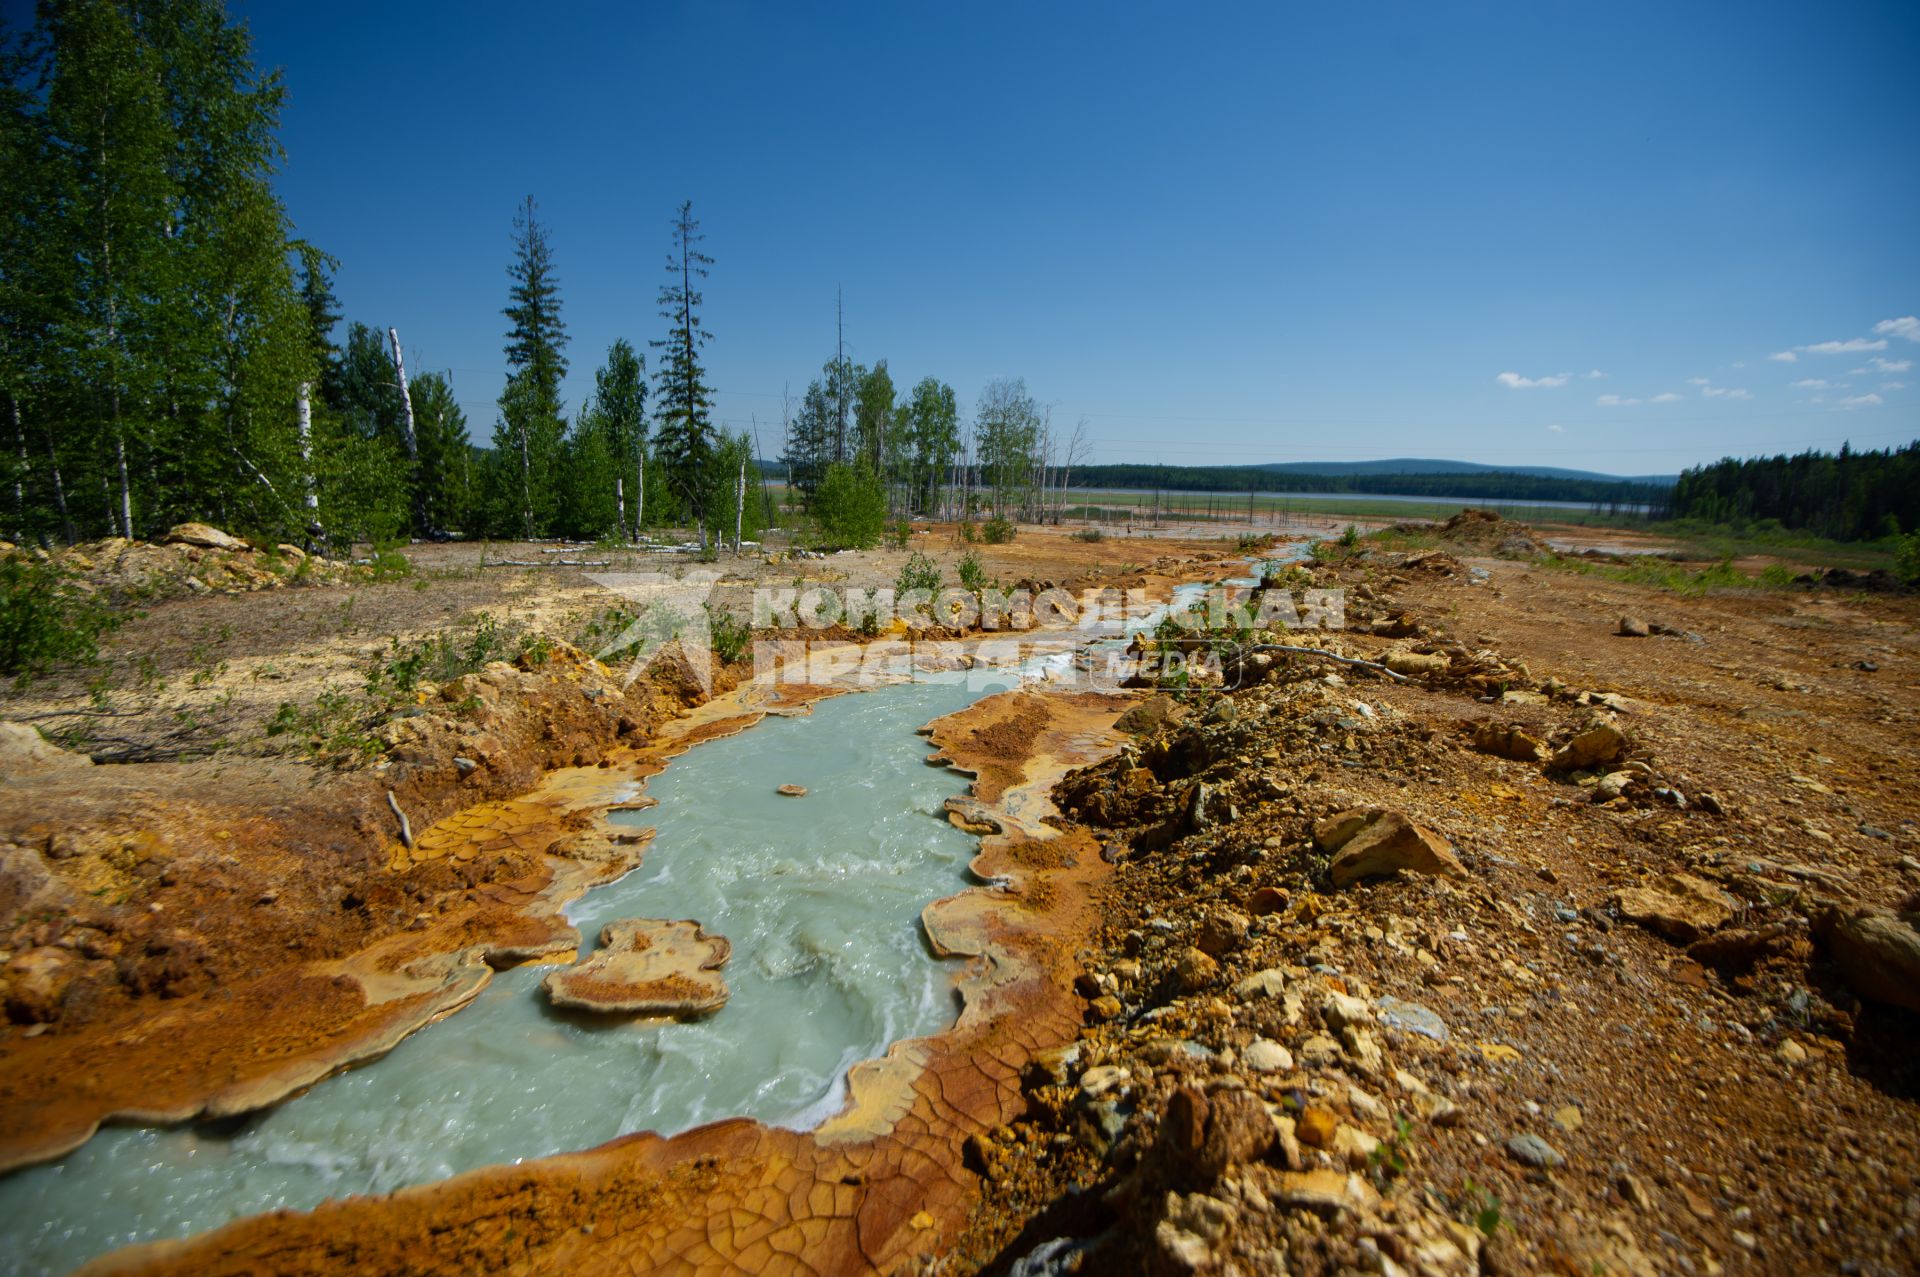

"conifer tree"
[650, 201, 716, 537]
[489, 196, 568, 537]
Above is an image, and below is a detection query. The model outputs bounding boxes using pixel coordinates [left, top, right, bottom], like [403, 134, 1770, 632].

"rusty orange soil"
[0, 645, 838, 1176]
[79, 686, 1137, 1277]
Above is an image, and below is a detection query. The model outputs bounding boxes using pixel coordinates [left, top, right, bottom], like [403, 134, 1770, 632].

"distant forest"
[1057, 464, 1667, 508]
[1666, 442, 1920, 541]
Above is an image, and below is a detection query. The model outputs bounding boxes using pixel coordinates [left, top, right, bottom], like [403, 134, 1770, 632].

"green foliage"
[651, 201, 718, 529]
[957, 550, 987, 593]
[0, 559, 125, 683]
[1548, 553, 1760, 595]
[896, 551, 941, 597]
[975, 378, 1042, 517]
[1366, 1114, 1416, 1187]
[812, 463, 887, 549]
[1340, 523, 1360, 547]
[1455, 1180, 1504, 1238]
[705, 604, 752, 664]
[885, 520, 913, 550]
[1071, 527, 1104, 543]
[265, 686, 381, 763]
[1669, 441, 1920, 542]
[365, 542, 413, 581]
[982, 516, 1016, 544]
[1, 0, 339, 547]
[1897, 532, 1920, 585]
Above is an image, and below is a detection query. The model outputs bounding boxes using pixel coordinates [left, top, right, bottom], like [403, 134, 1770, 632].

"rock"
[1315, 808, 1466, 888]
[1242, 1039, 1294, 1072]
[1385, 651, 1450, 677]
[1155, 1192, 1237, 1271]
[0, 722, 94, 775]
[1296, 1106, 1339, 1147]
[775, 783, 807, 797]
[1089, 994, 1123, 1021]
[1376, 995, 1449, 1042]
[1246, 885, 1290, 916]
[1814, 907, 1920, 1012]
[452, 756, 479, 775]
[1617, 616, 1651, 638]
[1552, 1105, 1583, 1132]
[164, 521, 248, 551]
[1079, 1064, 1130, 1098]
[1594, 770, 1636, 802]
[1506, 1133, 1565, 1168]
[542, 918, 731, 1017]
[1176, 947, 1219, 992]
[1114, 694, 1186, 736]
[1322, 991, 1373, 1031]
[4, 946, 75, 1023]
[1548, 720, 1630, 772]
[1270, 1169, 1382, 1214]
[1231, 968, 1288, 1000]
[1471, 722, 1547, 762]
[1613, 873, 1737, 943]
[1197, 909, 1250, 957]
[1777, 1039, 1809, 1065]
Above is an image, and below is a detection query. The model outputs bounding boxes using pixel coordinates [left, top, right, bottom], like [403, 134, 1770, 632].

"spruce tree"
[492, 196, 568, 537]
[650, 201, 716, 537]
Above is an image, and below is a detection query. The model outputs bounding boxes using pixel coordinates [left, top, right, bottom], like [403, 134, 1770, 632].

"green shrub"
[0, 559, 125, 684]
[1340, 523, 1360, 548]
[896, 551, 941, 597]
[885, 520, 913, 549]
[706, 604, 753, 664]
[1071, 527, 1104, 543]
[1897, 532, 1920, 586]
[812, 463, 888, 549]
[982, 516, 1016, 544]
[367, 541, 413, 580]
[957, 550, 987, 594]
[958, 520, 979, 544]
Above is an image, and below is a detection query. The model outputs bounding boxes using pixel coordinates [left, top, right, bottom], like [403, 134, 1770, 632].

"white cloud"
[1802, 337, 1887, 355]
[1791, 378, 1835, 389]
[1686, 376, 1711, 386]
[1649, 392, 1685, 403]
[1881, 381, 1909, 392]
[1836, 393, 1883, 409]
[1768, 350, 1798, 363]
[1546, 423, 1565, 433]
[1595, 394, 1635, 407]
[1586, 369, 1605, 379]
[1496, 371, 1570, 389]
[1873, 316, 1919, 343]
[1870, 356, 1913, 373]
[1700, 385, 1753, 400]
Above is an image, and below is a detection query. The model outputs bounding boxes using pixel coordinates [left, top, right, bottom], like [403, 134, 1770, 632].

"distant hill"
[1256, 458, 1677, 486]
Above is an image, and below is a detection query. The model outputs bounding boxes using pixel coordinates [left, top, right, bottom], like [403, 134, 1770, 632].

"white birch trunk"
[386, 327, 418, 462]
[734, 454, 745, 553]
[296, 382, 322, 545]
[114, 432, 133, 539]
[616, 476, 625, 540]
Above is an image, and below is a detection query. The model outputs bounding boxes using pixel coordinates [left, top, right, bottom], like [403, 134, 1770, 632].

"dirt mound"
[1396, 508, 1545, 559]
[3, 525, 352, 600]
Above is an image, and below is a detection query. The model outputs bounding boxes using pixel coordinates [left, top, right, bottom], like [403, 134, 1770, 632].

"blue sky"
[227, 0, 1917, 475]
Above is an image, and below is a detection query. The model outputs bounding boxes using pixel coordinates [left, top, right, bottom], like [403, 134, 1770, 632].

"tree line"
[1666, 442, 1920, 541]
[1059, 463, 1670, 509]
[780, 362, 1090, 544]
[0, 1, 762, 552]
